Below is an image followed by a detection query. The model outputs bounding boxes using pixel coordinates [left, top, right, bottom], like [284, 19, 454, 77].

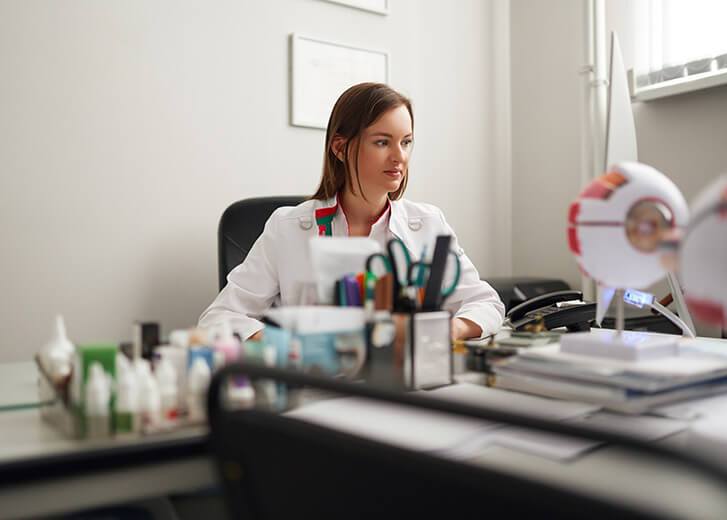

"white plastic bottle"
[85, 362, 111, 439]
[114, 355, 140, 436]
[214, 320, 241, 363]
[186, 358, 211, 423]
[136, 360, 161, 432]
[156, 358, 179, 427]
[41, 315, 75, 383]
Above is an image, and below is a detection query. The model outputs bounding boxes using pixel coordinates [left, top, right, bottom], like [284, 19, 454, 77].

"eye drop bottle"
[186, 358, 211, 423]
[156, 358, 179, 427]
[41, 315, 75, 384]
[114, 355, 139, 436]
[136, 360, 161, 432]
[85, 362, 111, 438]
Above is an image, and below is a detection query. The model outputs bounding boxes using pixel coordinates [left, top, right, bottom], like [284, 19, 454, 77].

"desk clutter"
[34, 309, 452, 440]
[35, 316, 282, 440]
[33, 235, 465, 440]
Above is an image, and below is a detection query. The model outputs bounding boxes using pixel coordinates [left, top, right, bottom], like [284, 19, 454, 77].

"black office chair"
[218, 196, 307, 291]
[207, 363, 727, 520]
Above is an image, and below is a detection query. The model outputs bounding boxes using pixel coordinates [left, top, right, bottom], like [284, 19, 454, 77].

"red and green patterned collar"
[314, 197, 339, 236]
[314, 194, 394, 236]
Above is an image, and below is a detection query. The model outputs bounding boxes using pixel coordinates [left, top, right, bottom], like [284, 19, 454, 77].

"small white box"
[560, 329, 678, 361]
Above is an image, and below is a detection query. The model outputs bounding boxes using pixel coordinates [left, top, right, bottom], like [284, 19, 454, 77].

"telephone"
[506, 290, 596, 332]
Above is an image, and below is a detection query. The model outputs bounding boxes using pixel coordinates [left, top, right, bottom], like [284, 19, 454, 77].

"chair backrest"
[218, 196, 306, 291]
[207, 364, 714, 520]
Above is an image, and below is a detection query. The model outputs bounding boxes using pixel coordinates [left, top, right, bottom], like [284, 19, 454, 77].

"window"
[633, 0, 727, 99]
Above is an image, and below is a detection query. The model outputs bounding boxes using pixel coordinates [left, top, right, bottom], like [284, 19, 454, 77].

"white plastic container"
[155, 346, 188, 412]
[156, 359, 179, 427]
[186, 358, 211, 423]
[85, 362, 111, 438]
[40, 315, 75, 383]
[136, 360, 161, 431]
[115, 355, 140, 436]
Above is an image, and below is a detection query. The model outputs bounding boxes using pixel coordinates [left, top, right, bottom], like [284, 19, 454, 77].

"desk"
[5, 333, 727, 519]
[0, 362, 216, 518]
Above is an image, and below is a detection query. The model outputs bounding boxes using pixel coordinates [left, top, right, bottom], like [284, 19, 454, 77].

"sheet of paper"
[568, 411, 687, 441]
[286, 396, 499, 453]
[423, 383, 600, 421]
[653, 393, 727, 421]
[521, 344, 727, 378]
[482, 427, 599, 462]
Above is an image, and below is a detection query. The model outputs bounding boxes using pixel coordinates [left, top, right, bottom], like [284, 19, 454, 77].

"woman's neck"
[340, 189, 388, 236]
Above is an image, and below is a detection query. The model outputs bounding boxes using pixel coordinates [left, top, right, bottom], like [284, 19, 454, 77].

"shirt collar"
[313, 195, 415, 253]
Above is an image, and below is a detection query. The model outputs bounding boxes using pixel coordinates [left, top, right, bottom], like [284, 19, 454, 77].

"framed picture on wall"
[320, 0, 389, 15]
[289, 34, 389, 129]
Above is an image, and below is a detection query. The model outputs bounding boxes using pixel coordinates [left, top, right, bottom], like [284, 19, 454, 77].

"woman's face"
[349, 105, 413, 199]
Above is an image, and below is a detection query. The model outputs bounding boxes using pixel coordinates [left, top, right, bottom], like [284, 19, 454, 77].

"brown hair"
[312, 82, 413, 201]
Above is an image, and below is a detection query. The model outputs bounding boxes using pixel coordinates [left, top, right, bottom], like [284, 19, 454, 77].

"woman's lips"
[384, 170, 402, 178]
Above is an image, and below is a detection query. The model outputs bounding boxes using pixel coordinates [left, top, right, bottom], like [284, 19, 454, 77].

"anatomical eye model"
[567, 161, 689, 323]
[679, 175, 727, 328]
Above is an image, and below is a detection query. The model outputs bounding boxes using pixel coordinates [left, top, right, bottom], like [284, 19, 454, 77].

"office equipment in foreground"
[207, 362, 727, 520]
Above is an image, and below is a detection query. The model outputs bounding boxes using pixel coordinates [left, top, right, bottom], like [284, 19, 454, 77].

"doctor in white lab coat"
[199, 83, 504, 341]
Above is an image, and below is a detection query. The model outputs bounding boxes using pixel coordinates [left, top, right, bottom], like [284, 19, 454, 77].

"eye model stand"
[559, 284, 695, 362]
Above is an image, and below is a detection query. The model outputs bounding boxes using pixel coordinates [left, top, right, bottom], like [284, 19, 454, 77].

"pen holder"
[393, 310, 453, 390]
[364, 311, 403, 389]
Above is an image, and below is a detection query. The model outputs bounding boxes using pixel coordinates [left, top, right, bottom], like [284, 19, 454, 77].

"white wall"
[510, 0, 586, 289]
[0, 0, 502, 361]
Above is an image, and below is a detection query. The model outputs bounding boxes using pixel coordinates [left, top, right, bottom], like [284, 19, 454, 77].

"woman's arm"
[451, 316, 482, 341]
[198, 210, 282, 340]
[436, 210, 506, 339]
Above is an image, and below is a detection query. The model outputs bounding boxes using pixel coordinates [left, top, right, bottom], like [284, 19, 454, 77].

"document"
[287, 396, 500, 453]
[568, 411, 687, 441]
[482, 427, 599, 462]
[423, 383, 600, 421]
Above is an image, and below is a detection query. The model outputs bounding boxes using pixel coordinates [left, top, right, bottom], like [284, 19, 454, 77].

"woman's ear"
[331, 135, 346, 162]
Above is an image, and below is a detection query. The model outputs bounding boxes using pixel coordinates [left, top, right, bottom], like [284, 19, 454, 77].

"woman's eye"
[375, 140, 388, 146]
[402, 139, 413, 148]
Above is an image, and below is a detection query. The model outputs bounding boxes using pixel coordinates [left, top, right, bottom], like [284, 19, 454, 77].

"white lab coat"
[199, 197, 505, 339]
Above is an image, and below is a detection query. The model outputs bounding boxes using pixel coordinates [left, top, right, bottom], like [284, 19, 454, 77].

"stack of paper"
[492, 344, 727, 414]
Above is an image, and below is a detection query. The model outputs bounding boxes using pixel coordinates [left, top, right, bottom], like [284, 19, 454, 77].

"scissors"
[408, 241, 461, 311]
[366, 238, 413, 311]
[366, 237, 460, 311]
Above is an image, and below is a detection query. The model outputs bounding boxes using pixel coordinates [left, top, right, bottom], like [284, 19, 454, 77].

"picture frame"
[320, 0, 389, 16]
[289, 33, 390, 129]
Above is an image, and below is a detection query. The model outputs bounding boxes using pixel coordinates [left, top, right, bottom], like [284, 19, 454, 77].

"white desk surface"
[0, 362, 215, 518]
[5, 334, 727, 519]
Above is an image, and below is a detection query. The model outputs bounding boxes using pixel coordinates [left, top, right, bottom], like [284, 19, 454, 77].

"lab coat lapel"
[389, 200, 421, 257]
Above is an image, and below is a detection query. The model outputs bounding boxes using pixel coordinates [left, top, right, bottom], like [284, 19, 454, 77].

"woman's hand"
[248, 330, 264, 341]
[451, 317, 482, 341]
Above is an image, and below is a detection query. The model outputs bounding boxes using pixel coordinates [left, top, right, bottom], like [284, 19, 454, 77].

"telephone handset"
[506, 290, 596, 332]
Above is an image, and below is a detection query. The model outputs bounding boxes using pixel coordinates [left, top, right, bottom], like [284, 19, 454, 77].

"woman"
[199, 83, 504, 340]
